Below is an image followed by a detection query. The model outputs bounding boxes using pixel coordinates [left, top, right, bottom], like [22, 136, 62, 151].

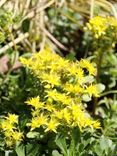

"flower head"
[45, 118, 59, 133]
[86, 84, 99, 97]
[20, 48, 100, 133]
[0, 114, 23, 147]
[12, 131, 23, 141]
[27, 114, 47, 131]
[79, 59, 96, 76]
[25, 96, 44, 110]
[86, 16, 117, 39]
[86, 16, 107, 38]
[5, 113, 18, 124]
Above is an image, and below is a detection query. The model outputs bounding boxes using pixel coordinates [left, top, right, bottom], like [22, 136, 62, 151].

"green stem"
[3, 28, 17, 82]
[25, 145, 27, 156]
[93, 48, 104, 115]
[100, 90, 117, 97]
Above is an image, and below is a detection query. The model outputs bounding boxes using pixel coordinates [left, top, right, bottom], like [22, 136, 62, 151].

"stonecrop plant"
[0, 113, 23, 147]
[0, 48, 100, 148]
[86, 16, 117, 42]
[20, 48, 100, 134]
[84, 16, 117, 94]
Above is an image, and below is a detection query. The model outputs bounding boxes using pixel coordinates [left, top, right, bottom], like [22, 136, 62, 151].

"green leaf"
[78, 144, 84, 153]
[66, 53, 76, 61]
[26, 143, 40, 156]
[52, 150, 63, 156]
[15, 144, 25, 156]
[26, 132, 40, 139]
[71, 127, 81, 147]
[82, 94, 91, 102]
[93, 144, 103, 156]
[55, 134, 68, 156]
[100, 135, 113, 151]
[22, 19, 30, 33]
[83, 76, 94, 83]
[96, 83, 105, 93]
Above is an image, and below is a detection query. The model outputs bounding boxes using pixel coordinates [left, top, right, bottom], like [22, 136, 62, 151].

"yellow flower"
[68, 63, 84, 84]
[86, 16, 117, 39]
[31, 109, 40, 117]
[1, 114, 23, 147]
[46, 89, 57, 100]
[5, 138, 13, 147]
[86, 84, 99, 97]
[12, 131, 23, 141]
[83, 118, 101, 130]
[20, 48, 101, 132]
[70, 103, 83, 116]
[53, 110, 63, 120]
[80, 59, 96, 76]
[57, 58, 70, 70]
[27, 117, 39, 130]
[28, 114, 47, 131]
[44, 104, 55, 112]
[4, 131, 12, 138]
[45, 118, 59, 133]
[1, 120, 15, 131]
[5, 113, 18, 124]
[58, 95, 72, 106]
[92, 120, 101, 129]
[19, 57, 31, 67]
[25, 96, 44, 110]
[47, 89, 71, 105]
[86, 16, 107, 38]
[75, 116, 85, 130]
[63, 108, 71, 124]
[76, 68, 85, 84]
[70, 104, 85, 127]
[41, 73, 60, 87]
[83, 118, 93, 128]
[64, 83, 83, 94]
[68, 62, 79, 75]
[4, 130, 22, 147]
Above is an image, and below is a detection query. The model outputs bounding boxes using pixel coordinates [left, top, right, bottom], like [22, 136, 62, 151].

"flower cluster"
[20, 48, 100, 133]
[0, 113, 23, 147]
[86, 16, 117, 39]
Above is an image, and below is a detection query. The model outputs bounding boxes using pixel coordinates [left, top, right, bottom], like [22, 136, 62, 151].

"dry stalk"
[23, 0, 31, 16]
[101, 0, 117, 18]
[42, 28, 68, 51]
[90, 0, 94, 18]
[0, 0, 7, 7]
[0, 33, 29, 55]
[24, 0, 55, 20]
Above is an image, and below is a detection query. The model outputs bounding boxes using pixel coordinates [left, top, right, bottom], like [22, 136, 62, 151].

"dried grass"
[0, 0, 117, 54]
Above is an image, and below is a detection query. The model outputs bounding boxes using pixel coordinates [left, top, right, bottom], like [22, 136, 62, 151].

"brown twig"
[42, 28, 68, 51]
[24, 0, 55, 20]
[0, 0, 7, 7]
[0, 33, 29, 55]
